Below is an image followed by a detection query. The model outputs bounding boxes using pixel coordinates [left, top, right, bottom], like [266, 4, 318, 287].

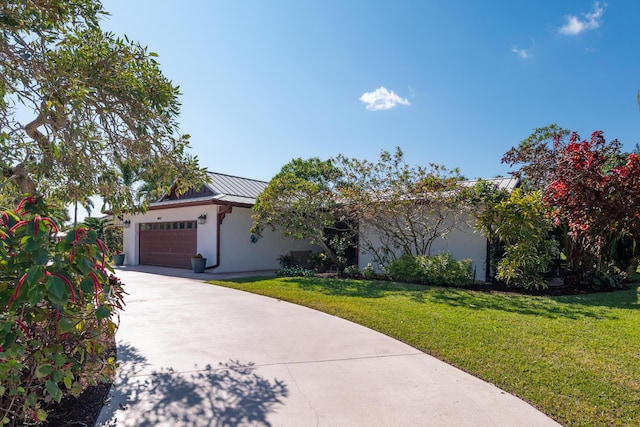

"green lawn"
[208, 276, 640, 427]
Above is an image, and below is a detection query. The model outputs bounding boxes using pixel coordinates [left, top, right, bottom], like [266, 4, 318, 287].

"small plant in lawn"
[0, 197, 126, 425]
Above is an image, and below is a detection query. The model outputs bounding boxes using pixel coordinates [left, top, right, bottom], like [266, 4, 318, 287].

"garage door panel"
[139, 221, 197, 268]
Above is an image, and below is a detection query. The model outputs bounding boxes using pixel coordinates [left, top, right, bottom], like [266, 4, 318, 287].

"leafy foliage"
[307, 252, 330, 272]
[361, 263, 376, 279]
[546, 130, 640, 286]
[501, 124, 570, 191]
[465, 179, 512, 280]
[335, 148, 471, 265]
[0, 1, 205, 212]
[503, 126, 640, 288]
[103, 224, 123, 255]
[0, 197, 125, 425]
[83, 217, 123, 257]
[256, 149, 478, 276]
[497, 239, 557, 290]
[385, 253, 474, 287]
[276, 254, 293, 268]
[252, 158, 344, 264]
[82, 216, 111, 241]
[476, 188, 556, 289]
[342, 264, 361, 278]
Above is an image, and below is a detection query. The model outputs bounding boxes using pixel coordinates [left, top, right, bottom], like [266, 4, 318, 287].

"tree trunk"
[2, 163, 38, 194]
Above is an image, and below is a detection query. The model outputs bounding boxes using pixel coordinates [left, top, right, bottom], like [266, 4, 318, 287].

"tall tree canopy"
[0, 0, 205, 213]
[335, 148, 470, 265]
[251, 157, 342, 263]
[501, 124, 570, 191]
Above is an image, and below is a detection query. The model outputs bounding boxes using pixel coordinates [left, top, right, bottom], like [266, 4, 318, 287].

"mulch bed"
[42, 336, 116, 427]
[43, 382, 112, 427]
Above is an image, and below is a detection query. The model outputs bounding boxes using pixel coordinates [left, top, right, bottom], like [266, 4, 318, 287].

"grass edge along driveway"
[208, 276, 640, 427]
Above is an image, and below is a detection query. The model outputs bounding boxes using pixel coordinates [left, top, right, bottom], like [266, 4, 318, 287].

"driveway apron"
[96, 267, 561, 427]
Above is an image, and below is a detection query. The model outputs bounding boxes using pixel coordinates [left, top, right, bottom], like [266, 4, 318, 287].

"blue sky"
[101, 0, 640, 182]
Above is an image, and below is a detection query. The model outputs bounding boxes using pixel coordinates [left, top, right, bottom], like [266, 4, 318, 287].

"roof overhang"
[147, 198, 254, 210]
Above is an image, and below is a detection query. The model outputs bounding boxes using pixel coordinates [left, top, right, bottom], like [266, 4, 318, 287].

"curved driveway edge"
[97, 267, 561, 426]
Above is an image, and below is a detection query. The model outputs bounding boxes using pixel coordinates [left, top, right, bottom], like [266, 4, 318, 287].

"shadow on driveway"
[99, 343, 288, 427]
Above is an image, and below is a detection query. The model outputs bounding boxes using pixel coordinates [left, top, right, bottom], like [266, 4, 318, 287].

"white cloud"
[560, 2, 605, 35]
[511, 45, 531, 60]
[359, 86, 410, 111]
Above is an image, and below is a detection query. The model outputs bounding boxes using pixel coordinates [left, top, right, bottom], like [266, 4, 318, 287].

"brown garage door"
[139, 221, 198, 268]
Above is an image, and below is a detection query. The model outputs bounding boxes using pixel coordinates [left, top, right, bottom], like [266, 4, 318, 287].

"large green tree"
[0, 0, 205, 213]
[251, 158, 343, 265]
[335, 148, 470, 266]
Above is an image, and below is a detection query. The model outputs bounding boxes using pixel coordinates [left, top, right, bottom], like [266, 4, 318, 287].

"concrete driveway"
[96, 266, 561, 427]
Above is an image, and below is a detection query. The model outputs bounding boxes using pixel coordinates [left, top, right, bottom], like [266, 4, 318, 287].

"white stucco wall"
[357, 217, 488, 282]
[122, 204, 317, 272]
[216, 206, 317, 273]
[429, 221, 488, 281]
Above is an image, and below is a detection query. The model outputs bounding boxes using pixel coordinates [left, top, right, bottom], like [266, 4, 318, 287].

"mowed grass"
[208, 276, 640, 427]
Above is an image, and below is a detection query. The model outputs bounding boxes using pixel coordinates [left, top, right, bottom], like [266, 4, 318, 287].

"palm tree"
[136, 172, 165, 203]
[82, 216, 111, 240]
[73, 196, 95, 226]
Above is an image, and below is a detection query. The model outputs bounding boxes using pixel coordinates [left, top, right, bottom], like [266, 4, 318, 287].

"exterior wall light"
[197, 214, 207, 224]
[123, 220, 131, 228]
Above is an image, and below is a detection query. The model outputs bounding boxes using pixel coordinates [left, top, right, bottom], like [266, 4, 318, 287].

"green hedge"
[385, 253, 474, 286]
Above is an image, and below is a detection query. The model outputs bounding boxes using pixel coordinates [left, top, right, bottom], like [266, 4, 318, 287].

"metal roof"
[150, 173, 518, 210]
[204, 171, 268, 199]
[459, 176, 520, 191]
[151, 172, 268, 209]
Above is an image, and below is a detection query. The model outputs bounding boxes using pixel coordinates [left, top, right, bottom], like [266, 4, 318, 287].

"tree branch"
[1, 163, 37, 194]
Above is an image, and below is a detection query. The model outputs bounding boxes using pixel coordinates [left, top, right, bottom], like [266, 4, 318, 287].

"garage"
[139, 221, 198, 268]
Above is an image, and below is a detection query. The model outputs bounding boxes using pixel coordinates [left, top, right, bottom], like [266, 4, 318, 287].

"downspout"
[205, 205, 232, 270]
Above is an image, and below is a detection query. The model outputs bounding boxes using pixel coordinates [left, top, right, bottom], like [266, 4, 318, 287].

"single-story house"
[122, 172, 517, 280]
[121, 172, 317, 272]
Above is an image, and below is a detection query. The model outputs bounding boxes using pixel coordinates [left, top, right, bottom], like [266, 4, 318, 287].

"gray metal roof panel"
[204, 172, 268, 199]
[151, 172, 268, 208]
[460, 176, 519, 191]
